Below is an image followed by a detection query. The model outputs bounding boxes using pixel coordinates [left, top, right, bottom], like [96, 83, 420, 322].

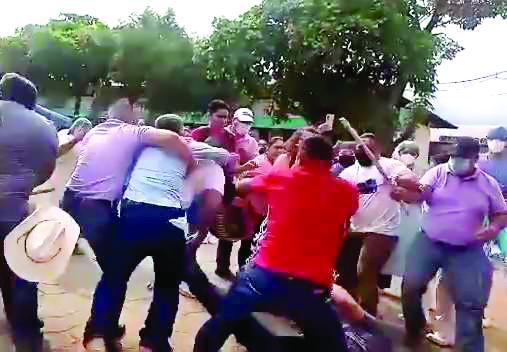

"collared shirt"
[0, 101, 58, 222]
[250, 162, 359, 287]
[420, 164, 507, 246]
[66, 119, 151, 201]
[478, 157, 507, 198]
[340, 158, 411, 237]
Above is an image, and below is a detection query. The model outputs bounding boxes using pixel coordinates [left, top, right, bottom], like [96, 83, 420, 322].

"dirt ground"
[0, 240, 505, 351]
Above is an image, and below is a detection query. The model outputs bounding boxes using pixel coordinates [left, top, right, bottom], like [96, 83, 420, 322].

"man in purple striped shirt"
[394, 137, 507, 352]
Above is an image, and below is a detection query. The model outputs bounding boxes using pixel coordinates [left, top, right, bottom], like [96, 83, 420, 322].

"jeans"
[402, 233, 493, 352]
[0, 222, 42, 350]
[85, 200, 186, 350]
[61, 189, 117, 269]
[193, 265, 349, 352]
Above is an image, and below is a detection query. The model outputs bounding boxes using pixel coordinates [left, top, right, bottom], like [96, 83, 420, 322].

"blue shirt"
[0, 101, 58, 222]
[478, 157, 507, 198]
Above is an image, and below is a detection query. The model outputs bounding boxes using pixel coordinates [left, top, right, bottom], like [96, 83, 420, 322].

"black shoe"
[83, 325, 126, 352]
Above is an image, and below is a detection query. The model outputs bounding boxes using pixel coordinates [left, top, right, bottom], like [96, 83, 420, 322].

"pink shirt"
[66, 119, 151, 201]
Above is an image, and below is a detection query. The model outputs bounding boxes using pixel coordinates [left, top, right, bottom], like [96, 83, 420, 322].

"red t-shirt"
[250, 162, 359, 287]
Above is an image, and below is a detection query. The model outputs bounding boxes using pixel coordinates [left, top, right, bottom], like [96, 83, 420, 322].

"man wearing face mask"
[393, 141, 420, 172]
[338, 133, 417, 316]
[478, 127, 507, 198]
[394, 137, 507, 352]
[227, 108, 258, 163]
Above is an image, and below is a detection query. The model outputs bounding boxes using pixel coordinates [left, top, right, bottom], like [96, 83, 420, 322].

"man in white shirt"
[339, 133, 416, 316]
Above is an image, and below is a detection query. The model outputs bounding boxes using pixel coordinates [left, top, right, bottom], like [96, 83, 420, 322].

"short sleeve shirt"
[0, 101, 58, 222]
[66, 119, 151, 201]
[250, 163, 359, 287]
[420, 164, 507, 246]
[478, 158, 507, 198]
[340, 157, 411, 236]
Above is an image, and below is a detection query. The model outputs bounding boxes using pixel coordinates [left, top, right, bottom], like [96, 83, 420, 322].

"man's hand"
[475, 224, 501, 242]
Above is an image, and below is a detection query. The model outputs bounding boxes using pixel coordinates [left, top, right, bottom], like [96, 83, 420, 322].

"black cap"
[451, 137, 480, 158]
[487, 127, 507, 141]
[0, 73, 38, 110]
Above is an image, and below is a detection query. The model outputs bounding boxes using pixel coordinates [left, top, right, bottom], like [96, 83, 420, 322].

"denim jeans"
[85, 200, 186, 350]
[402, 233, 493, 352]
[193, 265, 349, 352]
[61, 189, 117, 269]
[0, 222, 42, 350]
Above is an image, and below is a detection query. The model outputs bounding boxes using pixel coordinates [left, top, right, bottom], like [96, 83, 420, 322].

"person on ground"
[338, 133, 417, 317]
[396, 137, 507, 352]
[193, 135, 359, 352]
[0, 73, 59, 352]
[62, 98, 193, 272]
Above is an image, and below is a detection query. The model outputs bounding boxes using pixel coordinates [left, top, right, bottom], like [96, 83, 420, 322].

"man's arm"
[142, 128, 196, 171]
[476, 179, 507, 241]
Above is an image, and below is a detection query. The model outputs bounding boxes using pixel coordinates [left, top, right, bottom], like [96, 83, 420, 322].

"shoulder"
[339, 164, 357, 180]
[477, 169, 502, 189]
[191, 126, 209, 141]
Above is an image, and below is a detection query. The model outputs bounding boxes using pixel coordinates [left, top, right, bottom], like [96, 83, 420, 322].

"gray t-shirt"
[0, 101, 58, 222]
[478, 157, 507, 198]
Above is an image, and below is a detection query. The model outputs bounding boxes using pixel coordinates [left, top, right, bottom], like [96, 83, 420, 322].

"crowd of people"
[1, 72, 507, 352]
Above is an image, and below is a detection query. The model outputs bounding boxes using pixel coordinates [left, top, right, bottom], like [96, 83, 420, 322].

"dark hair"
[360, 132, 376, 140]
[303, 135, 333, 161]
[155, 114, 184, 134]
[0, 73, 37, 110]
[207, 99, 230, 115]
[268, 136, 284, 147]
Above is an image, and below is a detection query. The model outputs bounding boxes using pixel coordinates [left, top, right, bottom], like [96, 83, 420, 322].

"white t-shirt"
[181, 160, 225, 209]
[339, 157, 410, 237]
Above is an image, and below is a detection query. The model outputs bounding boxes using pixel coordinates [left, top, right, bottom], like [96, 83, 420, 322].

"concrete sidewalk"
[0, 241, 505, 351]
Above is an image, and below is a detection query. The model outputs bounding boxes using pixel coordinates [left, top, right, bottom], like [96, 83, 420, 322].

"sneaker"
[426, 331, 454, 347]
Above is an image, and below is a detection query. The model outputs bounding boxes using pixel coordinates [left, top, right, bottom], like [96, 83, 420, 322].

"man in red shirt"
[193, 135, 359, 352]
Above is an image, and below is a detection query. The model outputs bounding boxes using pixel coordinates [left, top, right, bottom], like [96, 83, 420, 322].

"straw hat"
[4, 207, 80, 283]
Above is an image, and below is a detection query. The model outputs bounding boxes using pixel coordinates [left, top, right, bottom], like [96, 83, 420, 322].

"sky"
[0, 0, 506, 126]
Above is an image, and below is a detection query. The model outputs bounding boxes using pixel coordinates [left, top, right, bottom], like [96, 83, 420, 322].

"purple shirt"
[0, 101, 58, 222]
[66, 119, 151, 201]
[420, 164, 507, 246]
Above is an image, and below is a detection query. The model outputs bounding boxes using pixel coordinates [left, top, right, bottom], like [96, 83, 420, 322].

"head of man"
[208, 99, 230, 131]
[355, 133, 380, 167]
[69, 118, 93, 139]
[448, 137, 480, 177]
[232, 108, 254, 137]
[108, 98, 136, 124]
[298, 135, 334, 168]
[0, 73, 38, 110]
[487, 127, 507, 154]
[266, 137, 285, 163]
[395, 141, 420, 169]
[258, 139, 268, 154]
[155, 114, 184, 135]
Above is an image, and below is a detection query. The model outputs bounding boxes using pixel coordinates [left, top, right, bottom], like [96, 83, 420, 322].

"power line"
[439, 70, 507, 85]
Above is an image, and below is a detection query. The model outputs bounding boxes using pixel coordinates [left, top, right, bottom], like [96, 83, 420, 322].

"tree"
[113, 8, 240, 115]
[198, 0, 506, 144]
[27, 14, 117, 116]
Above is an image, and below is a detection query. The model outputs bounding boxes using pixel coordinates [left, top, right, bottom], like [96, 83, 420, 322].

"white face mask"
[234, 121, 251, 136]
[399, 154, 416, 167]
[449, 157, 475, 177]
[488, 139, 506, 154]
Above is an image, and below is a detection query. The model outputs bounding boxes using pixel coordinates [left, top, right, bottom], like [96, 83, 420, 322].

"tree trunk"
[74, 95, 82, 117]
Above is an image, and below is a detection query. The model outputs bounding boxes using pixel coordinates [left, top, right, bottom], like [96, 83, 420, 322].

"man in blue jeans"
[193, 136, 359, 352]
[0, 73, 59, 351]
[393, 137, 507, 352]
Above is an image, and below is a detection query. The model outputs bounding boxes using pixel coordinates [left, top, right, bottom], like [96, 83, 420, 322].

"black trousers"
[216, 239, 254, 272]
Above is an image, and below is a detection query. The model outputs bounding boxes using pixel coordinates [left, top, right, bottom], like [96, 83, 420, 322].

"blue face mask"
[449, 157, 475, 176]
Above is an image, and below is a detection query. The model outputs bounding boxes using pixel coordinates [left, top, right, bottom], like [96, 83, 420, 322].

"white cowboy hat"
[4, 207, 80, 283]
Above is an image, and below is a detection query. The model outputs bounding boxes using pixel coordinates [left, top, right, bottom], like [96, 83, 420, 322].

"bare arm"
[143, 129, 196, 171]
[58, 137, 80, 157]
